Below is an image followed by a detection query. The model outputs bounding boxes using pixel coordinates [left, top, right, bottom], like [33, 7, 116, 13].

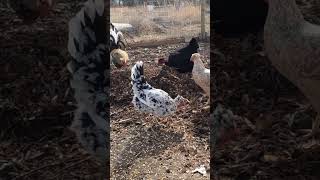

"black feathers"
[189, 37, 199, 49]
[165, 38, 199, 73]
[131, 61, 150, 90]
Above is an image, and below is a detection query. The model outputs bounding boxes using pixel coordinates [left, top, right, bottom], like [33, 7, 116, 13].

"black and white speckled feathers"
[67, 0, 108, 164]
[110, 23, 125, 50]
[131, 61, 184, 117]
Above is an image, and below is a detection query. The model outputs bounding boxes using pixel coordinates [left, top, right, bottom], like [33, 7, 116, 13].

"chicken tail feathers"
[131, 61, 144, 83]
[131, 61, 152, 92]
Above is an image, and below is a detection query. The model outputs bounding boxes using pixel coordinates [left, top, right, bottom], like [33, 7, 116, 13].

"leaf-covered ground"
[0, 1, 107, 179]
[212, 0, 320, 179]
[110, 42, 210, 179]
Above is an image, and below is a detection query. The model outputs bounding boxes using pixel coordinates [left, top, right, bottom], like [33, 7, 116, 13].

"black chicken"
[158, 37, 199, 73]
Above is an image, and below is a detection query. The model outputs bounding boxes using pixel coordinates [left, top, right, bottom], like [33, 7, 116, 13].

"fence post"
[200, 0, 206, 40]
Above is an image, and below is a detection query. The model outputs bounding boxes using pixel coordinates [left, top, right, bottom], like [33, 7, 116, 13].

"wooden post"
[200, 0, 206, 40]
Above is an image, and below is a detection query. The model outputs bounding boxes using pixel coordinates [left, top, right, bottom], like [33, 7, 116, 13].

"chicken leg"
[203, 97, 210, 110]
[199, 95, 210, 110]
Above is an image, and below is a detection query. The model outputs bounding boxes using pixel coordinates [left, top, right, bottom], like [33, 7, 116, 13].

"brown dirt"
[0, 0, 106, 179]
[110, 42, 210, 179]
[212, 0, 320, 179]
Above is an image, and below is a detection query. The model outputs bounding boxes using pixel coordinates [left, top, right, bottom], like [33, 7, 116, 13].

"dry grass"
[111, 4, 201, 24]
[110, 4, 210, 40]
[166, 5, 201, 24]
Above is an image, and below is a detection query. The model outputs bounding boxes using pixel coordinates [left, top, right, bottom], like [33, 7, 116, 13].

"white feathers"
[131, 61, 185, 117]
[191, 53, 210, 98]
[110, 23, 124, 47]
[131, 61, 144, 83]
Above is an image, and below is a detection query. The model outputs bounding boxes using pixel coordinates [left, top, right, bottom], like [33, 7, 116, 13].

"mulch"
[0, 1, 106, 179]
[212, 0, 320, 179]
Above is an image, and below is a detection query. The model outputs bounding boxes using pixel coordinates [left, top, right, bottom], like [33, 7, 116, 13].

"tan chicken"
[190, 53, 210, 104]
[110, 48, 129, 68]
[9, 0, 53, 23]
[264, 0, 320, 137]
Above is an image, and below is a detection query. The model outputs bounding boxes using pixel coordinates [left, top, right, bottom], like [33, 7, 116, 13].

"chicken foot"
[198, 95, 210, 110]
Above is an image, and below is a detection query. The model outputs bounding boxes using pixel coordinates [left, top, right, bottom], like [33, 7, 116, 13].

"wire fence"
[110, 0, 210, 42]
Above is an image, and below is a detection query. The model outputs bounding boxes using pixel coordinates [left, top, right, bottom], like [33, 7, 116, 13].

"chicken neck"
[192, 59, 206, 72]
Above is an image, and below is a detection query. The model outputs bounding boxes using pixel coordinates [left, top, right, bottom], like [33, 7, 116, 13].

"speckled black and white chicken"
[131, 61, 189, 117]
[110, 23, 125, 51]
[67, 0, 107, 173]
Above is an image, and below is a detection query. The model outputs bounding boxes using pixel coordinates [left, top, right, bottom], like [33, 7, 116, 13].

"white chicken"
[131, 61, 189, 117]
[264, 0, 320, 138]
[190, 53, 210, 104]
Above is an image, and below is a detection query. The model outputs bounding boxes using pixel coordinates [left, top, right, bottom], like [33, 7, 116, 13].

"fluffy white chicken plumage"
[131, 61, 188, 116]
[264, 0, 320, 137]
[191, 53, 210, 99]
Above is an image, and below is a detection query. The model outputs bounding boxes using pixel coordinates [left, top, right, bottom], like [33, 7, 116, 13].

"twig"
[242, 117, 256, 131]
[51, 157, 91, 179]
[13, 162, 62, 180]
[115, 118, 133, 124]
[60, 110, 74, 116]
[220, 162, 257, 169]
